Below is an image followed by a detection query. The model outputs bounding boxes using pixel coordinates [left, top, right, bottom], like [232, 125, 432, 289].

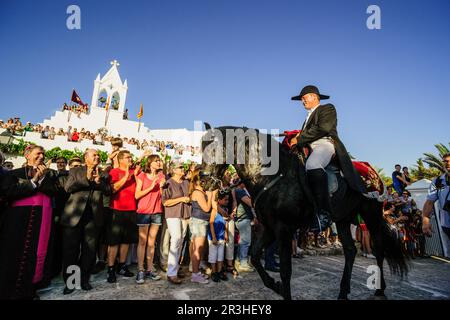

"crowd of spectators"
[382, 183, 425, 258]
[1, 120, 443, 300]
[62, 103, 89, 117]
[354, 164, 426, 259]
[0, 138, 277, 299]
[0, 118, 201, 156]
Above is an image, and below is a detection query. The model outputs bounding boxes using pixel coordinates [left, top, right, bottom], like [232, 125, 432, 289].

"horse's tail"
[362, 201, 409, 277]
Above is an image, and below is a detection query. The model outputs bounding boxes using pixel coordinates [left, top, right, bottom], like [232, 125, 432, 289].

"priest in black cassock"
[0, 145, 60, 299]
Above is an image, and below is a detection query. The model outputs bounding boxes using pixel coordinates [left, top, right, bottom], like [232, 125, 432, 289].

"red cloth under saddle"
[282, 130, 384, 195]
[351, 161, 384, 195]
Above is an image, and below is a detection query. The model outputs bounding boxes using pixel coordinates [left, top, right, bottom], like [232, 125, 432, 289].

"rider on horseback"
[291, 85, 366, 232]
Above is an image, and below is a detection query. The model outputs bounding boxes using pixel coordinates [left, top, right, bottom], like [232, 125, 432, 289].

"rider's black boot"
[307, 168, 333, 232]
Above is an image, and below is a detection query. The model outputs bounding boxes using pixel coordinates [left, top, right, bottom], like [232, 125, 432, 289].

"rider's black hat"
[291, 85, 330, 101]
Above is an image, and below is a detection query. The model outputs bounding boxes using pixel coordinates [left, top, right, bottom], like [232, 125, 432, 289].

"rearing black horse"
[201, 124, 408, 300]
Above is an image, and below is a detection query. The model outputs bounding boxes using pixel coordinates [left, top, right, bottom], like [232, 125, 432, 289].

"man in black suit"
[292, 85, 366, 231]
[50, 157, 70, 279]
[61, 149, 111, 294]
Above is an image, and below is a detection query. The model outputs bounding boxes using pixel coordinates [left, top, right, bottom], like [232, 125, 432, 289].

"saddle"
[282, 130, 344, 197]
[325, 162, 341, 195]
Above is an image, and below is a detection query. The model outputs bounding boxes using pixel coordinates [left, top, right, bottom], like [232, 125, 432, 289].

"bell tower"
[91, 60, 128, 112]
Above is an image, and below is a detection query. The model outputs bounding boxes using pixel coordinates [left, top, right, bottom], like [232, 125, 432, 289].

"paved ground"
[38, 250, 450, 300]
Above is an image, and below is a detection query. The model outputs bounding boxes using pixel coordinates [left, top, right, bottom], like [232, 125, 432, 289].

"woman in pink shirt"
[134, 155, 165, 284]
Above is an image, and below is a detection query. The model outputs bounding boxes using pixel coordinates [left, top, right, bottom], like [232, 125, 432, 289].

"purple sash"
[12, 192, 53, 284]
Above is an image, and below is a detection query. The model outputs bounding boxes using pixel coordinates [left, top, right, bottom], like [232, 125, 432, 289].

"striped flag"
[104, 96, 111, 126]
[137, 103, 143, 132]
[137, 103, 143, 119]
[105, 96, 111, 111]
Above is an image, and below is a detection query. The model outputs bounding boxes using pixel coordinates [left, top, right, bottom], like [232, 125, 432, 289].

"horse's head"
[201, 122, 285, 186]
[201, 122, 228, 181]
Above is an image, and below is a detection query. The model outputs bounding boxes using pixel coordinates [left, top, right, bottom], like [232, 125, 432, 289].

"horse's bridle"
[252, 173, 284, 209]
[209, 175, 224, 189]
[204, 167, 285, 209]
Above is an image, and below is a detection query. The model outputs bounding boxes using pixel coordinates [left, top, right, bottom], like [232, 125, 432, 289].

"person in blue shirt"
[392, 164, 407, 195]
[208, 191, 229, 282]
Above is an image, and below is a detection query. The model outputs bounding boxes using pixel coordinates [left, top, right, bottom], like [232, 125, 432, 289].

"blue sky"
[0, 0, 449, 173]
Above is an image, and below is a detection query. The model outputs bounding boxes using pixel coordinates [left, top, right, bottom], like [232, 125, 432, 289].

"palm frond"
[423, 162, 443, 172]
[435, 143, 449, 157]
[410, 157, 441, 180]
[423, 145, 447, 173]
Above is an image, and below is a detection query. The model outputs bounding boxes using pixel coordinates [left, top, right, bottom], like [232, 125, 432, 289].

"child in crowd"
[208, 191, 229, 282]
[108, 137, 123, 168]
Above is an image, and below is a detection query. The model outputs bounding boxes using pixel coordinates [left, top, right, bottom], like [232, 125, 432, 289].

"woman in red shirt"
[134, 155, 165, 284]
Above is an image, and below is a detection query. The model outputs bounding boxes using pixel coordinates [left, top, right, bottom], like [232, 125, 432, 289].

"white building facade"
[41, 60, 204, 147]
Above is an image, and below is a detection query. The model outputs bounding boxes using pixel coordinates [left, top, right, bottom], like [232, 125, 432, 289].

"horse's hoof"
[369, 293, 387, 300]
[337, 294, 349, 300]
[373, 289, 387, 299]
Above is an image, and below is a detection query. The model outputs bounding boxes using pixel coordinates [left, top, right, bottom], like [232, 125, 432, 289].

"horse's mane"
[210, 125, 299, 169]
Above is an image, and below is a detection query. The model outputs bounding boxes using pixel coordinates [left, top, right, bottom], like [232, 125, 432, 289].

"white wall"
[3, 154, 26, 170]
[40, 110, 204, 148]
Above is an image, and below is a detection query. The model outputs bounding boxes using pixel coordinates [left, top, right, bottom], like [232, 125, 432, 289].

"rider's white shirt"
[303, 103, 320, 128]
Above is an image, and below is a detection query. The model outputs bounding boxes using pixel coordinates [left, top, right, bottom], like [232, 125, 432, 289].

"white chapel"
[41, 60, 204, 147]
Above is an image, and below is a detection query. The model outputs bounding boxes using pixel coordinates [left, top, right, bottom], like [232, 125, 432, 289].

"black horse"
[201, 124, 408, 300]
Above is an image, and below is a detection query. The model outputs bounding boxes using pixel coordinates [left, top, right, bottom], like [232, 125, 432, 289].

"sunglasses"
[219, 188, 231, 195]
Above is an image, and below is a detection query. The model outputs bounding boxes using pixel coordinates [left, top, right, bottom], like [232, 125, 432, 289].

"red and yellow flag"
[105, 96, 111, 111]
[137, 103, 143, 119]
[104, 96, 111, 126]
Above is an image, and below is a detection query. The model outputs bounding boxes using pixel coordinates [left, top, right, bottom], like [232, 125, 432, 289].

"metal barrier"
[424, 202, 445, 257]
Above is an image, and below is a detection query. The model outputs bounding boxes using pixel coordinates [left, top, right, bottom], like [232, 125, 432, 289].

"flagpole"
[104, 108, 109, 127]
[68, 88, 75, 123]
[137, 103, 143, 133]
